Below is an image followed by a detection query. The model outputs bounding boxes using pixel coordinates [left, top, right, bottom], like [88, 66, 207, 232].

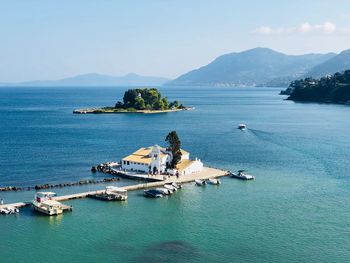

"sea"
[0, 86, 349, 263]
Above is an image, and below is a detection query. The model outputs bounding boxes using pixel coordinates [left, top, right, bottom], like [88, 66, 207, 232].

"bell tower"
[150, 145, 162, 174]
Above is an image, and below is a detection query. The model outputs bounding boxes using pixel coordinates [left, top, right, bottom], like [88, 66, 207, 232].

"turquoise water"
[0, 87, 349, 262]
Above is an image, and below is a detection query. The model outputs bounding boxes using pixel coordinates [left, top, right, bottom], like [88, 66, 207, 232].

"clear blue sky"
[1, 0, 350, 82]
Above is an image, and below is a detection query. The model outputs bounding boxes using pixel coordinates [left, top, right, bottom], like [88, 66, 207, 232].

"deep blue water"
[0, 86, 349, 262]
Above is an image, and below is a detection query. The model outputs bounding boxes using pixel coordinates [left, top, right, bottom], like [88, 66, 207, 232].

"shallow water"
[0, 86, 349, 262]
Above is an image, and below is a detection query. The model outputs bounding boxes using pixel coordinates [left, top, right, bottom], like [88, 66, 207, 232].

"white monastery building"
[121, 145, 203, 176]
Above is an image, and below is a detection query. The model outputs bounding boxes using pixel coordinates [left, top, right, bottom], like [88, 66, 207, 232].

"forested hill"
[285, 70, 350, 104]
[305, 49, 350, 79]
[166, 47, 335, 86]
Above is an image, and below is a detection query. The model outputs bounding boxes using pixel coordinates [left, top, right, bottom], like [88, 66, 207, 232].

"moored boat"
[144, 189, 163, 198]
[0, 205, 19, 215]
[171, 182, 182, 189]
[164, 184, 177, 192]
[195, 179, 206, 186]
[0, 208, 10, 214]
[230, 170, 255, 180]
[90, 186, 128, 201]
[156, 187, 172, 195]
[207, 178, 221, 185]
[32, 192, 71, 216]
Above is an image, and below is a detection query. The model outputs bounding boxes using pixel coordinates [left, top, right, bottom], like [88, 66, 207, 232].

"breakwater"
[0, 161, 154, 192]
[0, 177, 121, 192]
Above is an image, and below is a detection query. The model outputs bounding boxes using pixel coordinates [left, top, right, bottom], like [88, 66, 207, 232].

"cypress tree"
[165, 131, 182, 168]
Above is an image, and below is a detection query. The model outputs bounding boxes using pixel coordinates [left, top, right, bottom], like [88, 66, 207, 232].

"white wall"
[181, 153, 190, 160]
[121, 160, 149, 173]
[180, 160, 203, 176]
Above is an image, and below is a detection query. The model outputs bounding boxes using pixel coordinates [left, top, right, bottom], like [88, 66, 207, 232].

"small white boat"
[195, 179, 206, 186]
[207, 178, 221, 185]
[32, 192, 67, 216]
[238, 124, 247, 130]
[171, 182, 182, 189]
[164, 184, 177, 192]
[0, 208, 10, 214]
[0, 205, 20, 215]
[230, 170, 255, 180]
[156, 188, 172, 195]
[6, 206, 19, 214]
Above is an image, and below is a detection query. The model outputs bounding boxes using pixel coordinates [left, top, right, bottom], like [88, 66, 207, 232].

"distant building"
[121, 145, 203, 175]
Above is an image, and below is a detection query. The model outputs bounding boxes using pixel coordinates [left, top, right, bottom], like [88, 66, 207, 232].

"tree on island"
[115, 88, 182, 111]
[165, 131, 182, 169]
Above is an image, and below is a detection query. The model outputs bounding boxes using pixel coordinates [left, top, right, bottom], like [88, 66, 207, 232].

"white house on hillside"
[121, 145, 202, 176]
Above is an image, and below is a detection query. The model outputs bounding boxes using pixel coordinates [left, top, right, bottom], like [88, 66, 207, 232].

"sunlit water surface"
[0, 86, 349, 262]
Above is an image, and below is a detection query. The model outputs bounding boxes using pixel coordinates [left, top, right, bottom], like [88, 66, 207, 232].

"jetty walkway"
[0, 167, 228, 210]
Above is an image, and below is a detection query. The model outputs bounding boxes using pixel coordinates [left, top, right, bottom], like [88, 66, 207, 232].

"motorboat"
[156, 188, 172, 195]
[5, 206, 19, 214]
[144, 189, 163, 198]
[207, 178, 221, 185]
[230, 170, 255, 180]
[238, 124, 247, 130]
[195, 179, 206, 186]
[0, 208, 10, 214]
[171, 182, 182, 189]
[32, 192, 67, 216]
[90, 186, 128, 201]
[164, 184, 177, 192]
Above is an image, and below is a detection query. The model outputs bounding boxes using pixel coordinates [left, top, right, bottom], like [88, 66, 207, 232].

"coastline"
[286, 97, 350, 105]
[73, 106, 194, 114]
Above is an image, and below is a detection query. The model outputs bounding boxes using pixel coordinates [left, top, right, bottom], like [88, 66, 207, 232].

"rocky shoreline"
[73, 107, 194, 114]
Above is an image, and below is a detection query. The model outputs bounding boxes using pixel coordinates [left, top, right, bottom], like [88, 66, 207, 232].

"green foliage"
[115, 101, 124, 109]
[115, 88, 182, 110]
[139, 88, 160, 107]
[162, 97, 169, 109]
[123, 89, 139, 108]
[165, 131, 182, 169]
[134, 96, 146, 110]
[286, 70, 350, 104]
[154, 99, 164, 110]
[169, 100, 179, 109]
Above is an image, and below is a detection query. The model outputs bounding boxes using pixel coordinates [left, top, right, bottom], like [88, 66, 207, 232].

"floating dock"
[0, 167, 228, 210]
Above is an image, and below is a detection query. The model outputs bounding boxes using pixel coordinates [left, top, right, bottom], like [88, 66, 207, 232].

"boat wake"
[248, 128, 338, 179]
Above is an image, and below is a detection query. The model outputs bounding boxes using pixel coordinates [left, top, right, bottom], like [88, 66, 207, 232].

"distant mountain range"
[3, 47, 350, 88]
[0, 73, 170, 87]
[166, 47, 350, 87]
[305, 49, 350, 79]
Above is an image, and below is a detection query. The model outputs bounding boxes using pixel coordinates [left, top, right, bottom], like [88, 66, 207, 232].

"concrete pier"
[0, 167, 229, 210]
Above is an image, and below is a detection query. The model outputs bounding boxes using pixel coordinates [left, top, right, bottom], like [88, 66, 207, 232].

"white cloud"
[253, 21, 339, 35]
[298, 23, 312, 33]
[255, 26, 273, 35]
[317, 21, 336, 33]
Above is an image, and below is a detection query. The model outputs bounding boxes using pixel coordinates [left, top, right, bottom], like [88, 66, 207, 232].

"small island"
[73, 88, 193, 114]
[281, 70, 350, 104]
